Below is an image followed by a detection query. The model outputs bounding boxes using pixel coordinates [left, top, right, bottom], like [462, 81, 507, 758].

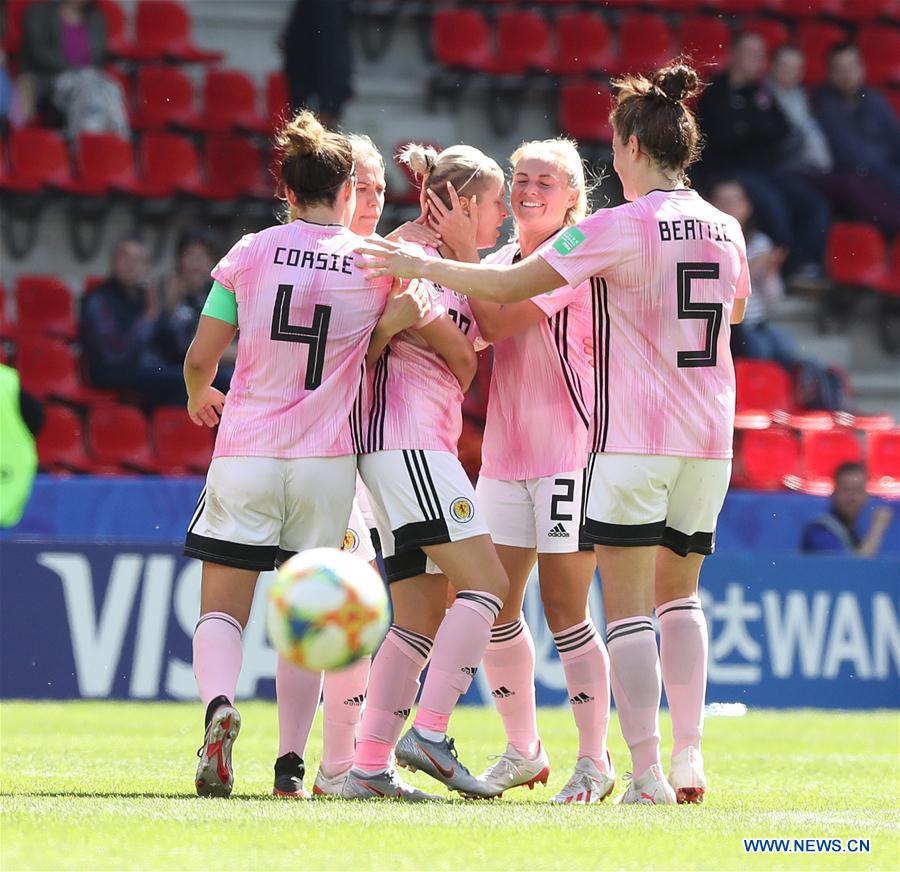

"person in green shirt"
[0, 364, 43, 528]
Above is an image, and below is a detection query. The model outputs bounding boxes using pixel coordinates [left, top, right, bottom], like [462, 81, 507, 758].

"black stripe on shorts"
[581, 518, 666, 547]
[185, 533, 276, 572]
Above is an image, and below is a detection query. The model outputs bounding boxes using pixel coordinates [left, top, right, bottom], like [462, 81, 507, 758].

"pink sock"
[415, 590, 502, 733]
[482, 615, 540, 758]
[554, 619, 611, 771]
[193, 612, 242, 706]
[606, 616, 661, 777]
[320, 656, 371, 776]
[657, 596, 708, 756]
[276, 655, 323, 758]
[354, 625, 432, 772]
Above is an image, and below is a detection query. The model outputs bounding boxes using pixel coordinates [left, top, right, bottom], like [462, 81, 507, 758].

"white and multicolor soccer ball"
[267, 547, 390, 671]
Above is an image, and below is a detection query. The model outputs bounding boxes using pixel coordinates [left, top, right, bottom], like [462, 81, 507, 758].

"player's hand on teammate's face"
[357, 238, 426, 280]
[187, 386, 226, 428]
[427, 183, 477, 256]
[385, 213, 441, 249]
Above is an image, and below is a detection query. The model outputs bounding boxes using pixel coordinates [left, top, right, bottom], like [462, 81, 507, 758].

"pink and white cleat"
[550, 753, 616, 805]
[668, 746, 707, 804]
[615, 763, 677, 805]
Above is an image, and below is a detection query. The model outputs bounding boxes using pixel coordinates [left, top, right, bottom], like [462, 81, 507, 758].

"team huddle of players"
[183, 60, 750, 806]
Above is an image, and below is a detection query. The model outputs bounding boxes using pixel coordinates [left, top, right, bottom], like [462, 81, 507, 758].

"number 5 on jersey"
[271, 284, 332, 390]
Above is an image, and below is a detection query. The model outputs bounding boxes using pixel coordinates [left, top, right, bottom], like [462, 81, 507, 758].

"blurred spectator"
[697, 32, 831, 291]
[0, 364, 43, 528]
[18, 0, 128, 139]
[281, 0, 353, 128]
[814, 43, 900, 237]
[157, 228, 234, 389]
[801, 462, 895, 555]
[80, 238, 186, 405]
[711, 179, 847, 411]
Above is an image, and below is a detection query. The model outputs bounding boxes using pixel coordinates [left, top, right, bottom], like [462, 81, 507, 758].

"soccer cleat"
[395, 727, 500, 798]
[477, 743, 551, 796]
[340, 767, 441, 801]
[668, 746, 707, 804]
[615, 763, 677, 805]
[312, 766, 351, 797]
[550, 753, 616, 805]
[195, 697, 241, 798]
[273, 751, 309, 798]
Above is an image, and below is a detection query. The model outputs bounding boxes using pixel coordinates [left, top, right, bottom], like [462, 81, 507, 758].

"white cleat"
[668, 746, 707, 804]
[550, 753, 616, 805]
[477, 743, 551, 796]
[312, 766, 351, 797]
[615, 763, 677, 805]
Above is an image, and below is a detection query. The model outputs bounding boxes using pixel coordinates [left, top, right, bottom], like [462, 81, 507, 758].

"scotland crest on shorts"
[450, 497, 475, 523]
[342, 528, 359, 552]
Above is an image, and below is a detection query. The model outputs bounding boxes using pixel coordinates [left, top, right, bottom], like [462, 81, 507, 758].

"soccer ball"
[267, 547, 390, 671]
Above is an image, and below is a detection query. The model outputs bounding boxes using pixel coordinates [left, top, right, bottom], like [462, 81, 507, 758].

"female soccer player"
[358, 63, 750, 805]
[341, 143, 513, 800]
[428, 139, 615, 803]
[184, 110, 424, 799]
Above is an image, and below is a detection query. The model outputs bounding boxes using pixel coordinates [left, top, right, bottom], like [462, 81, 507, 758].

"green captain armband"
[201, 281, 238, 326]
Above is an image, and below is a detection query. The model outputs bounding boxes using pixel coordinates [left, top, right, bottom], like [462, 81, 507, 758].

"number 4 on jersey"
[271, 284, 332, 389]
[676, 262, 723, 368]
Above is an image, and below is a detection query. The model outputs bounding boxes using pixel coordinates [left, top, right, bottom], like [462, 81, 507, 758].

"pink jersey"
[480, 241, 594, 481]
[211, 219, 392, 459]
[539, 189, 751, 460]
[365, 246, 481, 456]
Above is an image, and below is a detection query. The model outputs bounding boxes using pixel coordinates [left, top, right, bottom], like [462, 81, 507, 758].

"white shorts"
[342, 496, 377, 564]
[476, 470, 590, 554]
[582, 453, 732, 556]
[359, 449, 489, 583]
[184, 455, 356, 571]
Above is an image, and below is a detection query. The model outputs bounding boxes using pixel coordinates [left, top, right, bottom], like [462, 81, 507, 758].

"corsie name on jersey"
[658, 218, 732, 243]
[273, 246, 354, 274]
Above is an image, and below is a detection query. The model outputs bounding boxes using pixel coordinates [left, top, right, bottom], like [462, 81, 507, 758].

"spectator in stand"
[80, 237, 186, 405]
[801, 462, 895, 555]
[281, 0, 353, 128]
[815, 43, 900, 237]
[696, 32, 832, 292]
[711, 178, 847, 412]
[157, 228, 234, 390]
[18, 0, 128, 139]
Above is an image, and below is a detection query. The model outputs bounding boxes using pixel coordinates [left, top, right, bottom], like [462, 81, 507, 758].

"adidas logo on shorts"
[461, 666, 478, 677]
[570, 692, 594, 705]
[491, 686, 514, 699]
[344, 695, 365, 707]
[548, 523, 570, 538]
[393, 708, 411, 719]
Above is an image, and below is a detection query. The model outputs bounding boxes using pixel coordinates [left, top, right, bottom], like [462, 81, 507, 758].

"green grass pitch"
[1, 703, 897, 871]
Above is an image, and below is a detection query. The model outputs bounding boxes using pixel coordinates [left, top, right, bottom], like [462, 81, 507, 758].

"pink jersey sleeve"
[537, 211, 620, 290]
[413, 279, 446, 329]
[211, 233, 255, 291]
[733, 225, 752, 300]
[529, 281, 589, 318]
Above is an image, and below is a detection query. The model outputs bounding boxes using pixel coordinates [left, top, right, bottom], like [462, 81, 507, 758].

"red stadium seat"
[834, 0, 900, 23]
[97, 0, 135, 58]
[152, 407, 214, 474]
[16, 337, 116, 406]
[826, 222, 888, 289]
[132, 66, 198, 131]
[739, 429, 800, 491]
[0, 128, 72, 194]
[68, 133, 139, 197]
[195, 69, 268, 134]
[833, 412, 896, 432]
[550, 14, 614, 77]
[36, 405, 91, 472]
[266, 72, 292, 133]
[0, 282, 17, 343]
[867, 429, 900, 497]
[678, 16, 732, 72]
[432, 9, 492, 72]
[202, 136, 273, 201]
[130, 0, 223, 63]
[657, 0, 708, 10]
[489, 10, 554, 76]
[15, 275, 77, 340]
[132, 132, 204, 198]
[796, 21, 849, 85]
[858, 24, 900, 86]
[2, 0, 37, 57]
[779, 0, 844, 15]
[559, 82, 614, 145]
[801, 429, 863, 480]
[877, 237, 900, 297]
[614, 14, 675, 76]
[735, 359, 793, 415]
[742, 19, 791, 54]
[87, 405, 160, 472]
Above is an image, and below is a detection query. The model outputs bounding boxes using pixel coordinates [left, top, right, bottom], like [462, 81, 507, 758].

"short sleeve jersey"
[538, 189, 751, 459]
[365, 245, 480, 456]
[211, 219, 392, 459]
[480, 241, 594, 481]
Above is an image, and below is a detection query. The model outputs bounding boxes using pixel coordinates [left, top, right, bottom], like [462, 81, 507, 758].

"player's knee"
[540, 585, 586, 632]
